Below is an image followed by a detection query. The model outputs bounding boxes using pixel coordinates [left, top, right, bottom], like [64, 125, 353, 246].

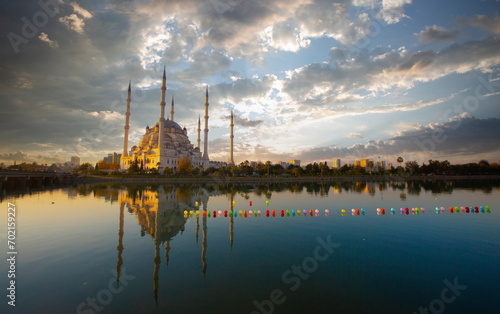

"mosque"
[120, 67, 235, 172]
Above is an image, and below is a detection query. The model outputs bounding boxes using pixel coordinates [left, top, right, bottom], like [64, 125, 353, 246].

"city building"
[375, 160, 386, 170]
[354, 160, 361, 167]
[360, 159, 369, 168]
[104, 152, 121, 165]
[70, 156, 80, 168]
[332, 158, 341, 169]
[278, 161, 289, 168]
[289, 160, 301, 167]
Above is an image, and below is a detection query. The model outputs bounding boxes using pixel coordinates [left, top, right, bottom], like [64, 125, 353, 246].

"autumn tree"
[178, 157, 193, 175]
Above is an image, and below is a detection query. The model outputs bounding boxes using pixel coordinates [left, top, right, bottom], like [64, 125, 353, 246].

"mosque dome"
[164, 120, 182, 130]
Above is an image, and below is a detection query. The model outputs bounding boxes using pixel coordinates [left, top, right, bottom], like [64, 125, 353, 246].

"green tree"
[367, 160, 374, 175]
[397, 156, 403, 167]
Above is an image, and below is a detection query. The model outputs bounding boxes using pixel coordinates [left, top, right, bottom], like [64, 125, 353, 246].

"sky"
[1, 0, 500, 166]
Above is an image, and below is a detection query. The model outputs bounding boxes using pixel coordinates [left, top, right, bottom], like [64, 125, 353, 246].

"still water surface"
[1, 180, 499, 313]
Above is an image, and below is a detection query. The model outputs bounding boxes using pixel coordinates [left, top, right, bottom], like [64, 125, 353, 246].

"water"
[1, 180, 499, 313]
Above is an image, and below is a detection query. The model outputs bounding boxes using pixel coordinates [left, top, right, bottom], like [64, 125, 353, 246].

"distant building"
[278, 161, 289, 168]
[210, 161, 227, 169]
[375, 160, 386, 170]
[354, 160, 361, 167]
[360, 159, 369, 168]
[71, 156, 80, 168]
[289, 160, 301, 167]
[250, 161, 257, 169]
[104, 152, 121, 165]
[387, 162, 393, 169]
[332, 158, 341, 169]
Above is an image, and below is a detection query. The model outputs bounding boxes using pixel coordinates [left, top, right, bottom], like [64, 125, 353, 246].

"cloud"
[228, 113, 264, 128]
[261, 22, 310, 52]
[283, 36, 500, 106]
[38, 32, 59, 49]
[59, 1, 93, 34]
[69, 2, 92, 19]
[377, 0, 412, 24]
[0, 151, 29, 162]
[418, 25, 458, 43]
[297, 117, 500, 163]
[458, 13, 500, 34]
[348, 132, 364, 138]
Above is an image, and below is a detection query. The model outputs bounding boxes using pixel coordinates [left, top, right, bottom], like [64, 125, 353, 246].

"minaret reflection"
[229, 193, 234, 253]
[201, 199, 208, 277]
[195, 213, 199, 244]
[117, 184, 219, 304]
[116, 203, 125, 287]
[165, 241, 171, 267]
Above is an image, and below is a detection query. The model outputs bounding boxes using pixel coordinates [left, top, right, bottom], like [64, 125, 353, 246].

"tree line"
[71, 157, 500, 177]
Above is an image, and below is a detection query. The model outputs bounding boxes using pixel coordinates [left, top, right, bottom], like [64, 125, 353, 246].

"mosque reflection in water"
[67, 179, 498, 305]
[112, 185, 234, 305]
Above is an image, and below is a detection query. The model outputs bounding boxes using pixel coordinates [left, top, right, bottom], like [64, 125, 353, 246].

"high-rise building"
[360, 159, 369, 168]
[71, 156, 80, 168]
[289, 160, 301, 167]
[332, 158, 341, 169]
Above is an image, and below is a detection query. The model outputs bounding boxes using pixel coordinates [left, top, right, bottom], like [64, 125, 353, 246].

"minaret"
[229, 110, 234, 165]
[123, 81, 131, 158]
[158, 67, 166, 156]
[203, 86, 209, 160]
[197, 115, 201, 149]
[170, 95, 174, 122]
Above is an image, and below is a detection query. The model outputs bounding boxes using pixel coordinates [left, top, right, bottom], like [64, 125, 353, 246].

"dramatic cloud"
[298, 117, 500, 163]
[418, 25, 458, 43]
[0, 0, 499, 165]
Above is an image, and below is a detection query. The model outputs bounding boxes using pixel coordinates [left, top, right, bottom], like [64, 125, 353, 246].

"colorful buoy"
[266, 200, 269, 206]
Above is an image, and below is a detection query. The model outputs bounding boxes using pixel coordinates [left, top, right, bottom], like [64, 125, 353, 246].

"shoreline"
[72, 174, 500, 184]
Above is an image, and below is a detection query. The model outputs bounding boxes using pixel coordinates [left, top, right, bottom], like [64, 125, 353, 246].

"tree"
[96, 160, 109, 170]
[405, 161, 420, 175]
[292, 166, 303, 177]
[478, 159, 489, 167]
[367, 160, 374, 175]
[264, 161, 271, 177]
[178, 157, 193, 175]
[397, 156, 403, 167]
